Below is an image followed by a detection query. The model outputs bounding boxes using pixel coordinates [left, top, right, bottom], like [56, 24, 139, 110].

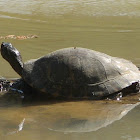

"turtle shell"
[22, 48, 140, 99]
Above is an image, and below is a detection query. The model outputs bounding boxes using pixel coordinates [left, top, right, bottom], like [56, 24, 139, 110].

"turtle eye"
[0, 42, 4, 51]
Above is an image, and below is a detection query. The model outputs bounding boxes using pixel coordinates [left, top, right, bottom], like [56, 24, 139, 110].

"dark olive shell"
[22, 48, 140, 99]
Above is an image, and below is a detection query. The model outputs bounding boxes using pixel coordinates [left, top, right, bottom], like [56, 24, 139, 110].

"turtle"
[0, 42, 140, 100]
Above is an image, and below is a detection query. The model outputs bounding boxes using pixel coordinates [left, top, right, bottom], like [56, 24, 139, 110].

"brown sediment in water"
[0, 35, 38, 40]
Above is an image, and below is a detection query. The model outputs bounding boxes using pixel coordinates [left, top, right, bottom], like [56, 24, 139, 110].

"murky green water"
[0, 0, 140, 139]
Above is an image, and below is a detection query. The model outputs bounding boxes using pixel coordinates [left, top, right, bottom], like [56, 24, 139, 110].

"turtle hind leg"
[102, 82, 140, 100]
[122, 82, 140, 96]
[131, 82, 140, 93]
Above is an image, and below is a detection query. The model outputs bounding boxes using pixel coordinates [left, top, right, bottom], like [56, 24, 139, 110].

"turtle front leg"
[9, 79, 25, 99]
[9, 88, 24, 99]
[0, 78, 25, 99]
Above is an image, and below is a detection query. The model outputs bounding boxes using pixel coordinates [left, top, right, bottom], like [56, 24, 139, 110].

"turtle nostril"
[1, 42, 5, 47]
[1, 42, 7, 52]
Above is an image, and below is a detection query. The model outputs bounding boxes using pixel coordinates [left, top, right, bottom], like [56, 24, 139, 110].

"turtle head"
[0, 42, 23, 76]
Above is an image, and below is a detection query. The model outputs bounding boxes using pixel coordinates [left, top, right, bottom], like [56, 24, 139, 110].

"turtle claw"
[0, 79, 10, 93]
[9, 88, 24, 99]
[0, 83, 3, 92]
[136, 81, 140, 92]
[116, 92, 123, 101]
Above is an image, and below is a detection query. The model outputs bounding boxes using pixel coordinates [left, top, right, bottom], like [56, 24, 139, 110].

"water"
[0, 0, 140, 139]
[0, 101, 140, 140]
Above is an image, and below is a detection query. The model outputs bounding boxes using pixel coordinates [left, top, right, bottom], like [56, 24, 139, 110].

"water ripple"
[0, 0, 140, 17]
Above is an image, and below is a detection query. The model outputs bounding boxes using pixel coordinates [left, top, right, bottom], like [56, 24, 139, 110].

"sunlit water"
[0, 0, 140, 140]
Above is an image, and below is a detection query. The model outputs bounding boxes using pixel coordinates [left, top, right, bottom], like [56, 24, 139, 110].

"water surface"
[0, 0, 140, 139]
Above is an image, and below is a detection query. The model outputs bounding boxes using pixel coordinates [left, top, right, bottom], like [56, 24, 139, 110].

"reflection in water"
[0, 101, 139, 138]
[45, 102, 140, 133]
[7, 118, 25, 135]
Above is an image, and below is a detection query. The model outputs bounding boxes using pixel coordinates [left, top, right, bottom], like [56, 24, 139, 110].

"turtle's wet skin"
[0, 42, 140, 101]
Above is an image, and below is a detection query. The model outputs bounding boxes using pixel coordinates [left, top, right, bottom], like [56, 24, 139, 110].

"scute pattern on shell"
[22, 47, 140, 99]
